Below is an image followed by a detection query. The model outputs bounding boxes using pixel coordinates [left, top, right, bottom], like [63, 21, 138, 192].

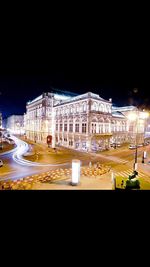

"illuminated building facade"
[112, 106, 147, 145]
[25, 92, 71, 143]
[54, 92, 112, 151]
[6, 115, 25, 135]
[25, 92, 147, 151]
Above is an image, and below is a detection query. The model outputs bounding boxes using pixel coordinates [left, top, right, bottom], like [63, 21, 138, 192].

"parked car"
[0, 159, 3, 167]
[129, 145, 136, 149]
[116, 143, 121, 147]
[110, 143, 115, 147]
[137, 144, 143, 147]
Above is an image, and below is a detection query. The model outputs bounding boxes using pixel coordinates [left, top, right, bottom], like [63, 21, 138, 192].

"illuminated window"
[60, 123, 63, 131]
[69, 124, 73, 132]
[64, 124, 67, 131]
[92, 123, 96, 133]
[99, 123, 103, 133]
[75, 123, 79, 133]
[82, 123, 86, 133]
[83, 103, 87, 112]
[69, 140, 73, 146]
[92, 102, 98, 111]
[76, 105, 79, 113]
[101, 104, 104, 112]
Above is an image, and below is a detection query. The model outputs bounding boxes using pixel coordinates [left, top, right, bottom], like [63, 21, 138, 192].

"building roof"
[54, 92, 110, 106]
[112, 106, 137, 112]
[112, 111, 126, 118]
[27, 93, 71, 105]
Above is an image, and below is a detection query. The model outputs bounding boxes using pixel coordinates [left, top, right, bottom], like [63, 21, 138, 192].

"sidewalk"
[30, 172, 113, 190]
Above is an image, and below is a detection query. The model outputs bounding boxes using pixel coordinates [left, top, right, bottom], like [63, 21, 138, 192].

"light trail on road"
[11, 136, 70, 167]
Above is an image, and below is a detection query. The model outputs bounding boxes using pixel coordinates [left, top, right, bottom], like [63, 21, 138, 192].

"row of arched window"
[55, 101, 112, 116]
[55, 102, 87, 116]
[91, 102, 111, 113]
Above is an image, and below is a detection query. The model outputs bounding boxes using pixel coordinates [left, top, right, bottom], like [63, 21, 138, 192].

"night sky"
[1, 2, 149, 118]
[0, 51, 149, 118]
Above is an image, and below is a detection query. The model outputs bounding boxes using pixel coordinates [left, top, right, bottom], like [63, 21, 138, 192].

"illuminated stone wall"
[25, 92, 147, 151]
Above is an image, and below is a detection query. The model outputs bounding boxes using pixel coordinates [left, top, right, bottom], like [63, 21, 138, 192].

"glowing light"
[127, 112, 137, 121]
[140, 112, 149, 119]
[72, 159, 81, 185]
[10, 135, 68, 167]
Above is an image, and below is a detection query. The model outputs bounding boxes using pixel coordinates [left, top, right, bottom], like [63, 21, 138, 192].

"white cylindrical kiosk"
[144, 151, 147, 159]
[72, 159, 81, 186]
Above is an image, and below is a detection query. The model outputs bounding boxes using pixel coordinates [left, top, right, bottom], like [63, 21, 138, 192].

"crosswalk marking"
[139, 173, 144, 177]
[114, 169, 150, 179]
[96, 154, 128, 164]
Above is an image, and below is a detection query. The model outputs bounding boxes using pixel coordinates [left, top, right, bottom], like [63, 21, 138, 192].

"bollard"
[71, 159, 81, 186]
[111, 172, 116, 190]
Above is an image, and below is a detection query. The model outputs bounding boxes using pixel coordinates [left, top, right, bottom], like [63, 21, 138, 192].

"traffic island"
[0, 162, 111, 190]
[0, 141, 16, 154]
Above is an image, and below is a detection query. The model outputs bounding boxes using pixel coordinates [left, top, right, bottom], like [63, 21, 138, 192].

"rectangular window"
[60, 123, 63, 131]
[56, 124, 58, 131]
[64, 124, 67, 131]
[75, 123, 79, 133]
[82, 123, 86, 133]
[69, 124, 73, 132]
[69, 140, 73, 146]
[92, 123, 96, 133]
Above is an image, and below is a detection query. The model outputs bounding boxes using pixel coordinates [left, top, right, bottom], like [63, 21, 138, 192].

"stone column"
[87, 136, 92, 152]
[62, 118, 64, 146]
[67, 117, 69, 148]
[79, 136, 82, 150]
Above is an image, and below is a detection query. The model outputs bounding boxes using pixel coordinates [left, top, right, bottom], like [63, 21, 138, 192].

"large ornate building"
[24, 91, 147, 151]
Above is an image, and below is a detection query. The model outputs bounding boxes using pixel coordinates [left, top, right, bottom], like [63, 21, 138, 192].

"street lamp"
[128, 110, 149, 173]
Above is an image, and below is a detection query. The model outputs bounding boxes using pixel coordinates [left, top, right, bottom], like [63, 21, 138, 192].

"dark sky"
[0, 32, 149, 118]
[0, 1, 149, 118]
[0, 60, 149, 118]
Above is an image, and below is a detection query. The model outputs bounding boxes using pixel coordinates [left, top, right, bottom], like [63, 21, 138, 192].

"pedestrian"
[89, 161, 92, 168]
[54, 148, 57, 153]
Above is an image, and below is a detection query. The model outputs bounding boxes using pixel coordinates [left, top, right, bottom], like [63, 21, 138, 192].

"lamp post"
[128, 110, 149, 173]
[134, 112, 138, 172]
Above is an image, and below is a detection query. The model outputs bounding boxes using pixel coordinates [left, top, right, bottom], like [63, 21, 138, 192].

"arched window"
[104, 105, 107, 112]
[76, 105, 79, 113]
[100, 104, 104, 112]
[108, 105, 111, 113]
[83, 103, 87, 112]
[92, 102, 98, 111]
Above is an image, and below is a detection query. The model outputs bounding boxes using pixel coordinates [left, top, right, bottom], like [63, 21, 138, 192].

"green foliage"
[125, 178, 140, 189]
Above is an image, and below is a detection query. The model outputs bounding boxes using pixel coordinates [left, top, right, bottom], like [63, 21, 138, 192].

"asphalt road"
[0, 136, 150, 181]
[0, 136, 98, 181]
